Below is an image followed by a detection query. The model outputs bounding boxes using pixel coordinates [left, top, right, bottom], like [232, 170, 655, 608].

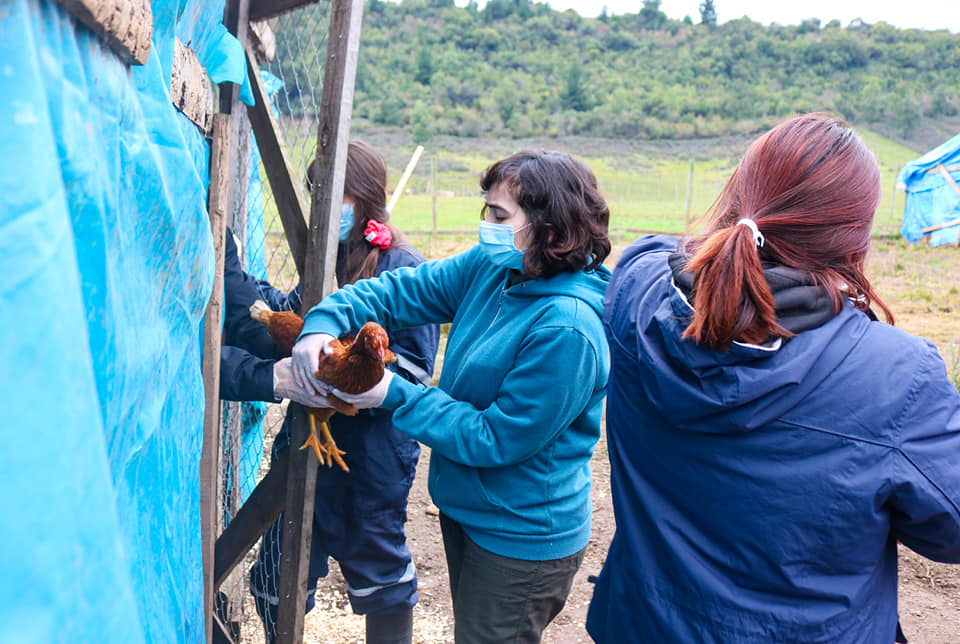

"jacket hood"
[607, 237, 869, 433]
[505, 260, 611, 319]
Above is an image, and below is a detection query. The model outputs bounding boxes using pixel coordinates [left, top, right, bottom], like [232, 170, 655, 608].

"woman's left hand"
[330, 370, 393, 409]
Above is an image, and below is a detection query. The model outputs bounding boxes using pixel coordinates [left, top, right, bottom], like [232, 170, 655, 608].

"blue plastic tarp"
[0, 0, 251, 641]
[899, 133, 960, 247]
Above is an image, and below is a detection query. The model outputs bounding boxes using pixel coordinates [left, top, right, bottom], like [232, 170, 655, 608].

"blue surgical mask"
[478, 220, 531, 270]
[339, 203, 354, 242]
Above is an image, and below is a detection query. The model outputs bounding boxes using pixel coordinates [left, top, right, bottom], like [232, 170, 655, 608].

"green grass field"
[255, 126, 957, 389]
[263, 121, 918, 238]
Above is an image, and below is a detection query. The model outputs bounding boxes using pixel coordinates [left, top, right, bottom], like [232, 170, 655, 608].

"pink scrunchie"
[364, 220, 392, 250]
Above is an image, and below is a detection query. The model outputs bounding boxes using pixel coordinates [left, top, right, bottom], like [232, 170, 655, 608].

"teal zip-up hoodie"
[300, 245, 610, 560]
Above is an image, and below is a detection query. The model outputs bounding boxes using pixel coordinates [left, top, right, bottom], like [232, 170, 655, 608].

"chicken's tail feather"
[249, 299, 272, 323]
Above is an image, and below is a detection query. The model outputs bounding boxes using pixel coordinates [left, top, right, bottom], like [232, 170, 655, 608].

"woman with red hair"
[588, 113, 960, 643]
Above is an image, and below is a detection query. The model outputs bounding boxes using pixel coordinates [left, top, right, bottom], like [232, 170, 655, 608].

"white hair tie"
[736, 218, 764, 248]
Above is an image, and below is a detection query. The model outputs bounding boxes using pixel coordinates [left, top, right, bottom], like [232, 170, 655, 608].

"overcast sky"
[455, 0, 960, 33]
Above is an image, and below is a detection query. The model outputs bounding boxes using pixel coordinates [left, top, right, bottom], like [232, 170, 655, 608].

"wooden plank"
[171, 38, 216, 134]
[201, 113, 232, 644]
[55, 0, 152, 65]
[920, 217, 960, 234]
[925, 163, 960, 175]
[249, 0, 321, 22]
[300, 0, 363, 311]
[204, 4, 250, 642]
[274, 405, 319, 643]
[937, 164, 960, 198]
[245, 50, 309, 279]
[213, 450, 289, 588]
[220, 0, 253, 243]
[275, 2, 363, 641]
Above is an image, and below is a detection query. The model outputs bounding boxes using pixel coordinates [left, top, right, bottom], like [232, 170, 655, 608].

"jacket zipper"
[451, 283, 509, 384]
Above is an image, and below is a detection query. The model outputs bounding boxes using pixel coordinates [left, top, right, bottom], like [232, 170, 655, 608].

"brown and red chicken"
[249, 299, 396, 472]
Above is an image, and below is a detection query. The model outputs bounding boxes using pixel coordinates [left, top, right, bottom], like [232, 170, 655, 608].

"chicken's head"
[356, 321, 391, 362]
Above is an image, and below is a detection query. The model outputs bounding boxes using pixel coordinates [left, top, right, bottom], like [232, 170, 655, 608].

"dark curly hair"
[480, 150, 610, 278]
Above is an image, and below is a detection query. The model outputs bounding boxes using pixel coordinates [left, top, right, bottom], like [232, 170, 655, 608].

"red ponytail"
[682, 113, 892, 350]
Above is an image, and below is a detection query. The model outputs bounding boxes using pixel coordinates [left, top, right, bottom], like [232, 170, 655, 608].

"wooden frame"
[205, 0, 364, 642]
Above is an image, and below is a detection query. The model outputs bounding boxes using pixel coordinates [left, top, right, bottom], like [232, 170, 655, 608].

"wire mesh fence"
[216, 2, 331, 642]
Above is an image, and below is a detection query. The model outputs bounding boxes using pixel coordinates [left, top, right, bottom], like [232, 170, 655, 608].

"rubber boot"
[365, 607, 413, 644]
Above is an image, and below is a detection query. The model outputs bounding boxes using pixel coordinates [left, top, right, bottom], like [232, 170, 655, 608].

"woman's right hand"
[291, 332, 334, 394]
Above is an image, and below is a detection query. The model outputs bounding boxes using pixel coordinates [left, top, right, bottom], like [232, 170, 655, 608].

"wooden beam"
[937, 164, 960, 198]
[55, 0, 152, 65]
[921, 218, 960, 234]
[245, 50, 309, 279]
[301, 0, 363, 311]
[249, 0, 321, 23]
[200, 113, 232, 644]
[275, 1, 363, 641]
[213, 450, 289, 588]
[274, 406, 319, 643]
[171, 38, 216, 134]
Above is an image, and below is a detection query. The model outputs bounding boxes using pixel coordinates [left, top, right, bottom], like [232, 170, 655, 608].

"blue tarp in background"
[899, 132, 960, 247]
[0, 0, 250, 640]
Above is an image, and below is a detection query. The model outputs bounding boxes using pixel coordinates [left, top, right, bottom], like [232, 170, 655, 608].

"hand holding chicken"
[250, 299, 396, 472]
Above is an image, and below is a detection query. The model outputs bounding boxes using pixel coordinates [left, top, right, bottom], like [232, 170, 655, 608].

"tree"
[410, 101, 432, 143]
[638, 0, 667, 30]
[415, 45, 434, 84]
[562, 63, 590, 112]
[699, 0, 717, 26]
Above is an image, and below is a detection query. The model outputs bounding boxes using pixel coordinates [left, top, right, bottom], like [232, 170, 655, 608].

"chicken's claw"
[299, 415, 349, 472]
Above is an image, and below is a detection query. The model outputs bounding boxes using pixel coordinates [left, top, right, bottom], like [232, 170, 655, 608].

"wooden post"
[684, 159, 694, 234]
[890, 176, 896, 223]
[200, 113, 232, 644]
[275, 0, 364, 642]
[431, 155, 438, 249]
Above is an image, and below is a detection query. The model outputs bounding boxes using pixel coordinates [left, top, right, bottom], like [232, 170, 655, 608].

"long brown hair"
[308, 140, 408, 285]
[682, 112, 892, 350]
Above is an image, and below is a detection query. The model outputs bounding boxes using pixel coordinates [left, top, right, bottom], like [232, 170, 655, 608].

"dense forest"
[275, 0, 960, 142]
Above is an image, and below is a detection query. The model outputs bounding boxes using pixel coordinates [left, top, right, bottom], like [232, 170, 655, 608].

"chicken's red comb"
[364, 220, 392, 250]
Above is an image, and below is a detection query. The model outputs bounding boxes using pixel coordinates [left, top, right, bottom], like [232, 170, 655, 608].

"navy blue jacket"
[219, 231, 283, 402]
[587, 236, 960, 643]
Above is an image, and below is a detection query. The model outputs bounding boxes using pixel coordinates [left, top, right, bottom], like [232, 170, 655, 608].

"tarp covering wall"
[899, 132, 960, 247]
[0, 0, 248, 641]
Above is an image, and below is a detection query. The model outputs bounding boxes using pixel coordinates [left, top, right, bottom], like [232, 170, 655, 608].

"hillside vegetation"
[275, 0, 960, 147]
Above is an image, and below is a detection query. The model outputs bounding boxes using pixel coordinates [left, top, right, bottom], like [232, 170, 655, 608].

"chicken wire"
[216, 3, 332, 642]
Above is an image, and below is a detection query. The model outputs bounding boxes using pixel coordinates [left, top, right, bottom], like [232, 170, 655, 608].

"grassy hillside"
[270, 0, 960, 147]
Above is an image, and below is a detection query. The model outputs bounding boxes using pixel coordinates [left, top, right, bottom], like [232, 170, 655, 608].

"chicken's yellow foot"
[298, 415, 349, 472]
[319, 421, 349, 472]
[299, 414, 327, 464]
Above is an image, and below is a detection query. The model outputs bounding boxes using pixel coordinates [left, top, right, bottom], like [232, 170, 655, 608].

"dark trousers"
[439, 512, 585, 644]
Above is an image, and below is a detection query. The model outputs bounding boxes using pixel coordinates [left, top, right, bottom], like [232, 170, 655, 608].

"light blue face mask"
[339, 203, 354, 242]
[478, 220, 531, 270]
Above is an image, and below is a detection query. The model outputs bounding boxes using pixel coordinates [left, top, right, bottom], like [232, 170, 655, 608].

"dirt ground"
[300, 433, 960, 644]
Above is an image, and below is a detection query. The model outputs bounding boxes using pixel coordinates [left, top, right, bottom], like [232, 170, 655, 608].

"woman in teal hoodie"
[291, 150, 611, 643]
